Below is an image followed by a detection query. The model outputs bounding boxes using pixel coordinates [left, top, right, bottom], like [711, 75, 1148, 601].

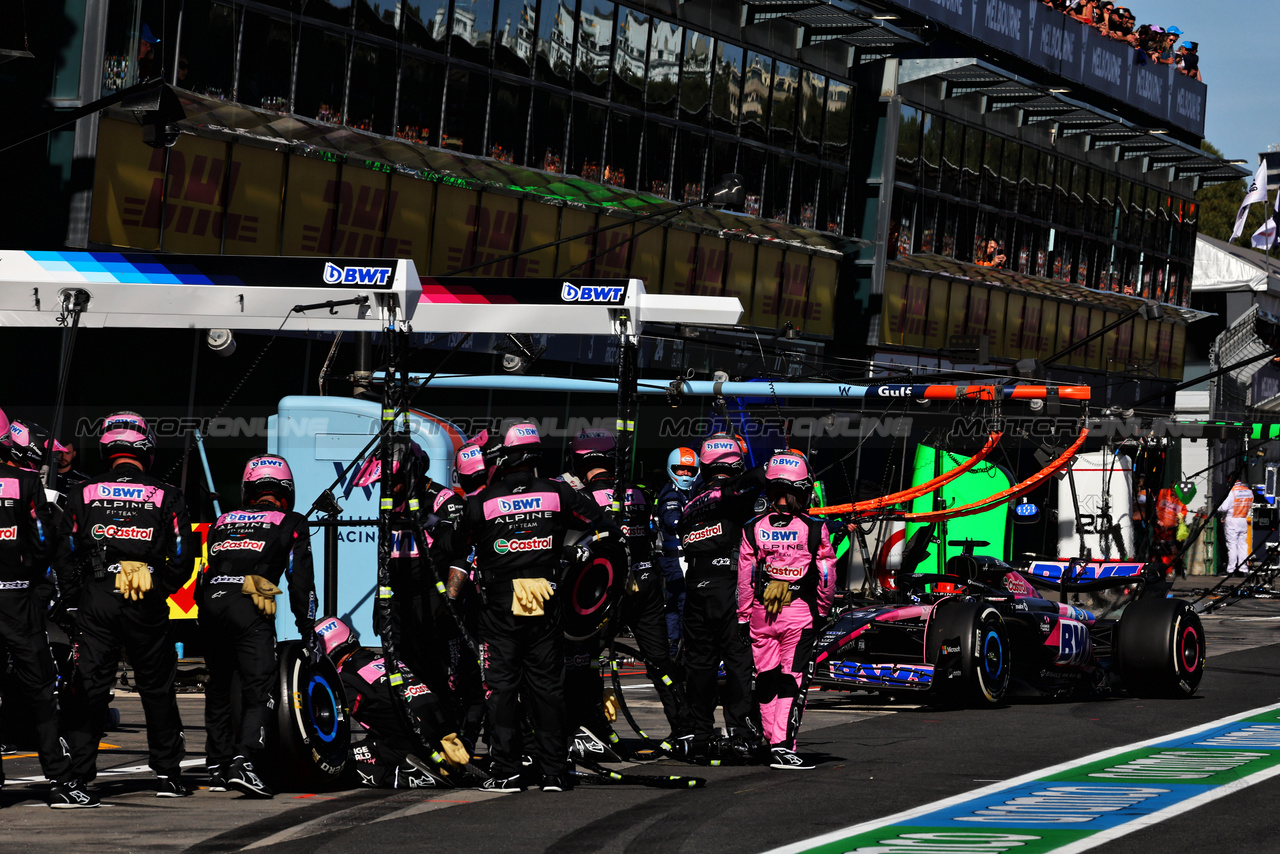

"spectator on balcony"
[1178, 42, 1201, 81]
[975, 239, 1006, 269]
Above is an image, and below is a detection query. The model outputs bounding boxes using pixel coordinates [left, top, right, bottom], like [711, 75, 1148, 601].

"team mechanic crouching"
[199, 454, 317, 798]
[737, 452, 835, 770]
[0, 407, 92, 807]
[446, 421, 615, 793]
[314, 616, 471, 788]
[55, 412, 194, 798]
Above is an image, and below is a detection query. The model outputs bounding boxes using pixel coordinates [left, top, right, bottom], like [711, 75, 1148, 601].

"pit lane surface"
[3, 586, 1279, 854]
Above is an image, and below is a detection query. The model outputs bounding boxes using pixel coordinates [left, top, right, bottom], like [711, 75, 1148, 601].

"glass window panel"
[452, 0, 496, 64]
[917, 195, 938, 253]
[818, 166, 846, 234]
[741, 51, 771, 143]
[823, 78, 851, 162]
[961, 128, 982, 200]
[295, 27, 349, 123]
[708, 137, 737, 196]
[769, 60, 798, 149]
[1051, 157, 1068, 224]
[680, 31, 713, 125]
[792, 160, 818, 230]
[302, 0, 352, 26]
[766, 152, 792, 223]
[176, 1, 236, 99]
[571, 99, 607, 178]
[1000, 140, 1019, 211]
[641, 121, 674, 197]
[677, 128, 707, 202]
[1085, 168, 1102, 235]
[604, 111, 638, 188]
[576, 0, 614, 97]
[236, 12, 294, 110]
[355, 0, 399, 38]
[397, 55, 445, 145]
[738, 145, 765, 216]
[1125, 185, 1145, 244]
[981, 133, 1001, 204]
[348, 41, 396, 135]
[647, 18, 681, 118]
[711, 40, 743, 132]
[896, 105, 921, 188]
[920, 112, 941, 192]
[402, 0, 450, 51]
[613, 8, 647, 110]
[1036, 152, 1054, 218]
[1018, 146, 1039, 215]
[941, 121, 963, 197]
[797, 71, 824, 157]
[443, 68, 489, 154]
[530, 88, 570, 172]
[889, 190, 915, 261]
[490, 80, 530, 164]
[495, 0, 537, 75]
[535, 0, 574, 83]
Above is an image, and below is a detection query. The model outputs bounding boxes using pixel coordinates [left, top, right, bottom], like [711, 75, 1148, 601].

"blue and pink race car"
[813, 556, 1205, 705]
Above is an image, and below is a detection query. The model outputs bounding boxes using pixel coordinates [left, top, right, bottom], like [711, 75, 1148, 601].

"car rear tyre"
[1117, 598, 1204, 698]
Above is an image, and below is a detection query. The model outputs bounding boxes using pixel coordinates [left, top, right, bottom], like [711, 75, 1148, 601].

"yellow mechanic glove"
[602, 686, 620, 723]
[243, 575, 283, 616]
[115, 561, 153, 601]
[626, 570, 640, 595]
[511, 577, 554, 616]
[763, 579, 793, 615]
[439, 732, 471, 768]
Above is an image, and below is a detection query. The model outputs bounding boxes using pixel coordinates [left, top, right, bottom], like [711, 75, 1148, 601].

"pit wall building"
[5, 0, 1244, 394]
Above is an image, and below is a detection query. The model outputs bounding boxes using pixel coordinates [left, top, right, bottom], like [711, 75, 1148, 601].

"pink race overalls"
[737, 512, 836, 749]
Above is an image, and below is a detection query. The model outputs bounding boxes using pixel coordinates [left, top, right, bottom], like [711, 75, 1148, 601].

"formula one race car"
[813, 551, 1204, 705]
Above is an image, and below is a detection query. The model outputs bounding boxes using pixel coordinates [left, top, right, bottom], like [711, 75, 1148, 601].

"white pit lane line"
[762, 701, 1280, 854]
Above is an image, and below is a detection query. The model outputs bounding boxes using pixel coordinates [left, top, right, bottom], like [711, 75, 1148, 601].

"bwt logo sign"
[499, 496, 544, 512]
[323, 262, 392, 286]
[249, 458, 285, 469]
[96, 485, 145, 500]
[561, 282, 625, 303]
[760, 529, 800, 543]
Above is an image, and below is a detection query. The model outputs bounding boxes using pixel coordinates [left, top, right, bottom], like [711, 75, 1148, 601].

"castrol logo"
[683, 523, 723, 545]
[0, 526, 17, 541]
[90, 524, 154, 541]
[210, 539, 266, 554]
[766, 563, 803, 580]
[494, 535, 553, 554]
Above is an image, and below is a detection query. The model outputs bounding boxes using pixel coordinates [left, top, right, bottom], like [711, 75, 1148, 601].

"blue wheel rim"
[307, 675, 339, 743]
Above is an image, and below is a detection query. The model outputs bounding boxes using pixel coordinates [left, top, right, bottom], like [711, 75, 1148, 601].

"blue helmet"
[666, 447, 699, 491]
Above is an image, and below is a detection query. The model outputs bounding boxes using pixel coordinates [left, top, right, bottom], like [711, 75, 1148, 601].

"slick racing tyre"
[563, 536, 627, 642]
[1116, 598, 1204, 698]
[275, 640, 351, 788]
[925, 598, 1010, 707]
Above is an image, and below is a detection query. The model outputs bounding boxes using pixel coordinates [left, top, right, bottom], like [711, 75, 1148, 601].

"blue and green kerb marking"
[767, 703, 1280, 854]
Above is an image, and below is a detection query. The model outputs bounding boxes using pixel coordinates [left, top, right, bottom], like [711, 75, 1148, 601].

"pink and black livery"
[811, 553, 1204, 705]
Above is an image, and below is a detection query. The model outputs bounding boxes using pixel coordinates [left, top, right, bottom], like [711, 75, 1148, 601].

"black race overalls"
[656, 481, 692, 655]
[338, 647, 456, 789]
[199, 502, 317, 768]
[56, 469, 193, 781]
[677, 468, 765, 745]
[565, 474, 689, 738]
[449, 471, 611, 778]
[0, 465, 74, 785]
